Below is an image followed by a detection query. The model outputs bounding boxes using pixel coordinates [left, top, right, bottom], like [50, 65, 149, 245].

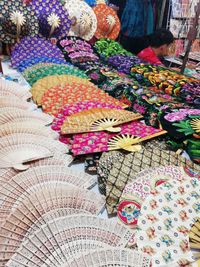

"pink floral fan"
[71, 121, 166, 156]
[52, 101, 123, 144]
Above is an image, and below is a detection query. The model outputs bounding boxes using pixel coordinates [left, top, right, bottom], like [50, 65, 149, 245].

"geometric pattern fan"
[24, 64, 87, 86]
[61, 108, 142, 134]
[41, 83, 126, 116]
[31, 74, 91, 105]
[5, 215, 133, 267]
[0, 186, 105, 263]
[66, 248, 151, 267]
[11, 36, 65, 68]
[136, 177, 200, 267]
[0, 79, 32, 100]
[105, 147, 200, 215]
[0, 107, 53, 126]
[0, 133, 67, 170]
[118, 166, 190, 227]
[64, 0, 97, 41]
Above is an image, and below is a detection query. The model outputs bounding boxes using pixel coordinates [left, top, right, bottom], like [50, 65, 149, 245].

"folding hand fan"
[189, 219, 200, 252]
[71, 121, 166, 156]
[0, 96, 36, 110]
[5, 215, 133, 267]
[17, 56, 67, 72]
[11, 36, 65, 68]
[136, 178, 200, 267]
[26, 64, 88, 86]
[0, 107, 53, 126]
[106, 147, 200, 215]
[61, 108, 142, 134]
[118, 166, 190, 226]
[0, 79, 31, 100]
[22, 63, 60, 79]
[66, 248, 151, 267]
[0, 0, 39, 44]
[0, 133, 67, 170]
[64, 0, 97, 41]
[29, 0, 71, 39]
[0, 121, 58, 139]
[93, 0, 120, 40]
[42, 83, 126, 116]
[52, 101, 122, 132]
[31, 74, 91, 105]
[0, 186, 105, 262]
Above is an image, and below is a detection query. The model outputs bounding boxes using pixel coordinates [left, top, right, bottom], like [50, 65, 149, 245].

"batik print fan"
[61, 108, 142, 134]
[5, 215, 133, 267]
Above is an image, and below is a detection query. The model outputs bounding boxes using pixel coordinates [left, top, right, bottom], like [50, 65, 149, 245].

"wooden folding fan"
[61, 108, 142, 134]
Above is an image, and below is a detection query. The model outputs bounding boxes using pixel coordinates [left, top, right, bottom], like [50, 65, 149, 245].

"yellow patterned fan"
[61, 108, 142, 134]
[190, 119, 200, 133]
[108, 135, 142, 152]
[190, 218, 200, 250]
[31, 75, 91, 105]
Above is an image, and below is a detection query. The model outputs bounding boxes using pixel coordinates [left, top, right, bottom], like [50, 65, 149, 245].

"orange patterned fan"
[31, 74, 91, 105]
[61, 108, 142, 134]
[41, 83, 126, 116]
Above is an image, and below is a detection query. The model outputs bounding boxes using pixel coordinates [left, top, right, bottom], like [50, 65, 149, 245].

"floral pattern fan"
[28, 0, 71, 39]
[136, 177, 200, 267]
[64, 0, 97, 41]
[0, 0, 39, 44]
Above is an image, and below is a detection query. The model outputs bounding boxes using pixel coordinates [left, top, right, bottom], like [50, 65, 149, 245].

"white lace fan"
[0, 121, 58, 139]
[0, 186, 105, 263]
[5, 215, 133, 267]
[0, 133, 67, 170]
[65, 248, 151, 267]
[0, 154, 73, 189]
[0, 96, 37, 110]
[0, 107, 53, 125]
[0, 79, 31, 100]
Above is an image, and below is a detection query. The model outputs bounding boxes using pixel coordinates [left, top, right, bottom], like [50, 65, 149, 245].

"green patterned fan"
[22, 63, 60, 79]
[25, 65, 88, 86]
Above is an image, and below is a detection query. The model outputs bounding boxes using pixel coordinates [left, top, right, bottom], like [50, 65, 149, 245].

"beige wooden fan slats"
[61, 108, 143, 134]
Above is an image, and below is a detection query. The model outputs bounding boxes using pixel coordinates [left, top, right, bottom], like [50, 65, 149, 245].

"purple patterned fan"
[11, 36, 65, 68]
[29, 0, 71, 39]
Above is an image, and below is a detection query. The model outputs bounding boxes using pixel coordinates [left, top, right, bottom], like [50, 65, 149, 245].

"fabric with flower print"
[164, 109, 200, 122]
[136, 178, 200, 267]
[71, 121, 166, 156]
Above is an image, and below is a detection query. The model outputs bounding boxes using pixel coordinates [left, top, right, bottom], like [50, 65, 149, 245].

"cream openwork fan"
[5, 215, 133, 267]
[0, 121, 58, 139]
[189, 218, 200, 251]
[61, 108, 142, 134]
[0, 79, 31, 100]
[0, 107, 53, 125]
[0, 133, 67, 170]
[108, 135, 142, 152]
[31, 75, 90, 105]
[65, 248, 151, 267]
[0, 96, 36, 110]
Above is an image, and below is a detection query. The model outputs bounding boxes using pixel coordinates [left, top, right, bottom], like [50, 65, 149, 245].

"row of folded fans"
[0, 0, 119, 46]
[0, 78, 200, 267]
[0, 78, 152, 267]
